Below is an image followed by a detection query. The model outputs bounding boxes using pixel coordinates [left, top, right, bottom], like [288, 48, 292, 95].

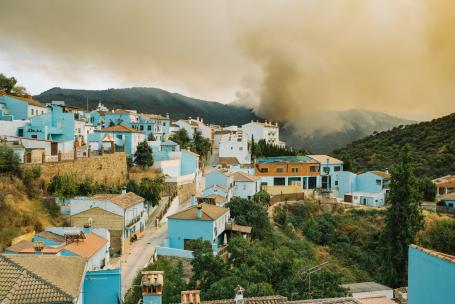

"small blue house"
[166, 203, 230, 253]
[408, 245, 455, 304]
[131, 113, 171, 141]
[88, 125, 145, 156]
[0, 94, 48, 120]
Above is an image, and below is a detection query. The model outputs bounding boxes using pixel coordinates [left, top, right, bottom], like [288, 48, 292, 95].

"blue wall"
[333, 171, 356, 197]
[168, 218, 215, 250]
[32, 236, 62, 247]
[84, 268, 122, 304]
[181, 151, 198, 175]
[408, 246, 455, 304]
[0, 96, 29, 120]
[356, 172, 384, 193]
[205, 170, 229, 189]
[143, 295, 162, 304]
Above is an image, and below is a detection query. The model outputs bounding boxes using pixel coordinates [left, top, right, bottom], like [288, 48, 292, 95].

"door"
[273, 177, 286, 186]
[344, 194, 353, 203]
[51, 142, 58, 155]
[308, 177, 317, 189]
[322, 176, 331, 190]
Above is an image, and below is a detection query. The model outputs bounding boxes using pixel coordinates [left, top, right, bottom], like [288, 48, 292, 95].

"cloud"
[1, 0, 455, 134]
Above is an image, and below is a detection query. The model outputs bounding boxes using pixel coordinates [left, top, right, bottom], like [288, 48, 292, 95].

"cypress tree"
[381, 145, 424, 287]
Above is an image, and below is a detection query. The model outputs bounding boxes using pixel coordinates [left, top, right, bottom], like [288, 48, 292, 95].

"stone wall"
[128, 170, 162, 183]
[22, 152, 127, 187]
[176, 182, 196, 203]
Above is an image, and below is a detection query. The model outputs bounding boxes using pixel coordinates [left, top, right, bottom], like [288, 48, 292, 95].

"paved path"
[120, 196, 192, 297]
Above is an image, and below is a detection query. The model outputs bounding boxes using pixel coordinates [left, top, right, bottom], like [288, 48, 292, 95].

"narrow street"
[120, 196, 192, 297]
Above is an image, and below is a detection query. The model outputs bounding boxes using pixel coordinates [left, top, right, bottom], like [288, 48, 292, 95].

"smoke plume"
[1, 0, 455, 133]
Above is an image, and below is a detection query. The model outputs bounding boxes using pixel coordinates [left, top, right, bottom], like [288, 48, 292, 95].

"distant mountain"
[281, 110, 416, 153]
[332, 113, 455, 178]
[35, 87, 413, 153]
[34, 87, 260, 126]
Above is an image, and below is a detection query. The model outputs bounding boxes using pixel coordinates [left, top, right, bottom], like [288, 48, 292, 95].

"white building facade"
[241, 121, 284, 147]
[219, 131, 251, 165]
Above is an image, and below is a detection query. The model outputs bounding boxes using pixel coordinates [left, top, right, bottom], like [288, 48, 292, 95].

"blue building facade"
[88, 125, 145, 156]
[83, 268, 122, 304]
[408, 245, 455, 304]
[0, 95, 48, 120]
[205, 169, 233, 190]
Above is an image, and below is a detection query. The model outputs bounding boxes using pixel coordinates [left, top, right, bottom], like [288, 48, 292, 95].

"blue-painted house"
[88, 125, 145, 156]
[204, 168, 234, 201]
[0, 94, 48, 120]
[166, 203, 230, 253]
[307, 155, 344, 189]
[408, 245, 455, 304]
[333, 170, 390, 206]
[131, 114, 171, 141]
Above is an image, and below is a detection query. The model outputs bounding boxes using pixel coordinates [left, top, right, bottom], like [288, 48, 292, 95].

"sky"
[1, 0, 455, 132]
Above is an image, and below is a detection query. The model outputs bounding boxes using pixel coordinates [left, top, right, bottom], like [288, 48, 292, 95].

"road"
[120, 196, 191, 297]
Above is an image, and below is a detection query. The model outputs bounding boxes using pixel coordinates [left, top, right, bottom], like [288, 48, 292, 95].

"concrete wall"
[22, 152, 127, 187]
[408, 246, 455, 304]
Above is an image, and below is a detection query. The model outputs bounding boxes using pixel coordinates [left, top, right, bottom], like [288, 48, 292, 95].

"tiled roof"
[205, 194, 227, 205]
[4, 240, 35, 253]
[307, 155, 344, 165]
[63, 233, 108, 258]
[35, 231, 66, 244]
[0, 254, 86, 303]
[2, 94, 47, 108]
[90, 192, 144, 209]
[438, 192, 455, 201]
[98, 125, 141, 133]
[217, 168, 234, 176]
[202, 296, 288, 304]
[410, 244, 455, 265]
[233, 171, 260, 182]
[369, 171, 391, 179]
[219, 157, 240, 165]
[289, 297, 362, 304]
[168, 203, 229, 221]
[432, 175, 455, 186]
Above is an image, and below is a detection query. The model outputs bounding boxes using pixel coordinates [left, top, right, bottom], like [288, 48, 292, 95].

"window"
[376, 179, 382, 186]
[116, 134, 122, 139]
[239, 147, 243, 151]
[273, 177, 286, 185]
[334, 166, 341, 172]
[310, 166, 319, 172]
[335, 181, 339, 186]
[243, 185, 246, 190]
[140, 125, 144, 131]
[31, 109, 34, 115]
[148, 125, 152, 131]
[230, 147, 233, 150]
[276, 167, 284, 173]
[260, 167, 268, 173]
[291, 167, 298, 173]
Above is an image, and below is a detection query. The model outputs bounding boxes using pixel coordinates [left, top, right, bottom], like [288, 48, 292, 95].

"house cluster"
[137, 244, 455, 304]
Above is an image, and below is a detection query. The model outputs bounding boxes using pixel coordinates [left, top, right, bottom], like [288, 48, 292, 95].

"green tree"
[0, 73, 17, 94]
[417, 177, 436, 202]
[253, 190, 271, 207]
[226, 198, 272, 239]
[189, 239, 227, 294]
[381, 145, 424, 287]
[0, 145, 20, 175]
[170, 129, 191, 149]
[48, 173, 79, 200]
[139, 176, 164, 207]
[134, 140, 153, 168]
[420, 218, 455, 256]
[147, 133, 156, 141]
[108, 120, 115, 127]
[250, 135, 256, 160]
[191, 130, 211, 159]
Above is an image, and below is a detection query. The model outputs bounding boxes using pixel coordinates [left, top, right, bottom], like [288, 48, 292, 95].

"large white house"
[241, 120, 284, 147]
[219, 131, 251, 165]
[175, 117, 211, 139]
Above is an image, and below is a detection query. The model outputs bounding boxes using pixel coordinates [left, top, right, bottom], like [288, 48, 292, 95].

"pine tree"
[251, 135, 256, 161]
[381, 145, 424, 287]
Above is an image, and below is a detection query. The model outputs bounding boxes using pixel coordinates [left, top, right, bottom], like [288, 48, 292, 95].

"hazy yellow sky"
[1, 0, 455, 128]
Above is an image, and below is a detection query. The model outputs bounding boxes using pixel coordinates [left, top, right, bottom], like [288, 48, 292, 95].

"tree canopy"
[134, 140, 153, 168]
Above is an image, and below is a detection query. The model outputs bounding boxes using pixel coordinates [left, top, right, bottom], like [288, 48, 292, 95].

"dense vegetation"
[0, 73, 30, 97]
[251, 138, 298, 159]
[333, 113, 455, 177]
[170, 129, 211, 159]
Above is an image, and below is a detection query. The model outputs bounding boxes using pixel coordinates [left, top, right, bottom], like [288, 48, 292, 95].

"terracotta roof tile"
[233, 171, 260, 182]
[90, 192, 144, 209]
[307, 155, 344, 165]
[219, 157, 240, 165]
[0, 254, 86, 303]
[63, 233, 107, 258]
[141, 113, 167, 120]
[168, 203, 229, 221]
[35, 231, 66, 244]
[289, 297, 362, 304]
[410, 244, 455, 265]
[369, 171, 391, 179]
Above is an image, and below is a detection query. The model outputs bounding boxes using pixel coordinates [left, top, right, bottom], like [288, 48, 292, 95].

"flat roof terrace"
[256, 156, 315, 164]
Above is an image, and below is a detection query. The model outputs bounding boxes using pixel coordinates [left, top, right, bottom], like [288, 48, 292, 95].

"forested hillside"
[333, 113, 455, 177]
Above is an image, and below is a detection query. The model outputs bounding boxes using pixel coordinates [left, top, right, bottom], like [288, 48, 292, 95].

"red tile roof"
[98, 125, 141, 133]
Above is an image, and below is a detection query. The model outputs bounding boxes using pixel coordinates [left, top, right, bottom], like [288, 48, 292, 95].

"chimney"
[34, 242, 44, 254]
[197, 204, 203, 219]
[234, 285, 245, 304]
[385, 168, 389, 174]
[181, 290, 201, 304]
[141, 271, 164, 304]
[166, 113, 169, 119]
[122, 187, 127, 194]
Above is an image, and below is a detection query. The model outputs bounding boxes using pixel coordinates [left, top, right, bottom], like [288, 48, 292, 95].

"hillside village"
[0, 92, 454, 304]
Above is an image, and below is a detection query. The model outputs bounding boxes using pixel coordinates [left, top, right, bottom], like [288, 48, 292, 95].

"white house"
[219, 131, 251, 165]
[175, 117, 212, 139]
[232, 171, 261, 200]
[204, 168, 234, 202]
[241, 120, 284, 147]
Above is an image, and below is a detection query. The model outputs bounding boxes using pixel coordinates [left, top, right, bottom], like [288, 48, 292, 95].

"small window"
[239, 147, 243, 151]
[310, 166, 319, 172]
[291, 167, 298, 173]
[335, 181, 339, 186]
[231, 147, 233, 150]
[148, 125, 152, 131]
[334, 166, 341, 172]
[31, 109, 34, 115]
[243, 185, 246, 190]
[376, 179, 382, 186]
[260, 168, 268, 173]
[276, 167, 284, 173]
[140, 125, 144, 131]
